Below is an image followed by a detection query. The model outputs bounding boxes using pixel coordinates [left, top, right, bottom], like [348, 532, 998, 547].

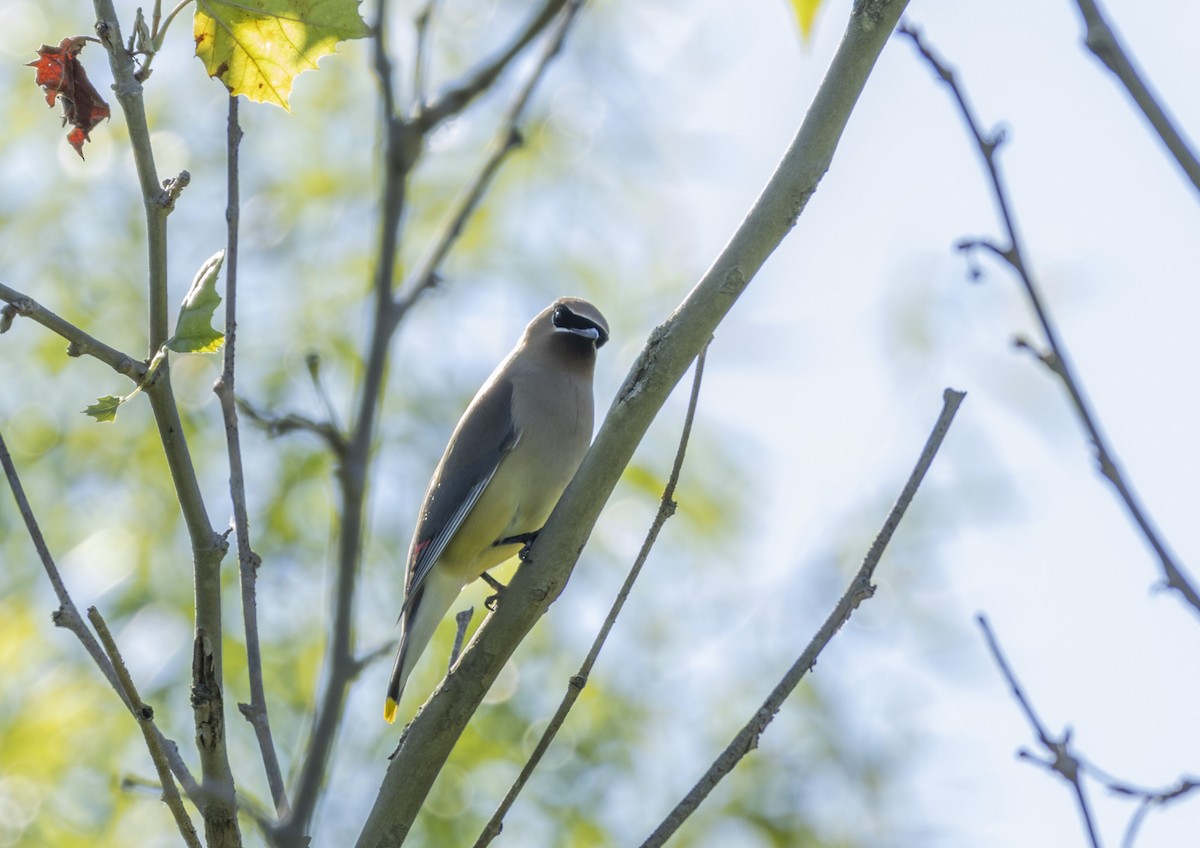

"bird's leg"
[480, 571, 505, 612]
[498, 530, 540, 562]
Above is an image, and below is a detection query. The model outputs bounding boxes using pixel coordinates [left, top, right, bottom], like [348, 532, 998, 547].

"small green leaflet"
[83, 349, 167, 423]
[84, 395, 124, 423]
[167, 250, 225, 354]
[194, 0, 371, 110]
[84, 251, 221, 423]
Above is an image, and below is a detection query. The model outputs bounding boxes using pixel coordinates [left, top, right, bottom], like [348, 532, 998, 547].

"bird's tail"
[384, 569, 464, 724]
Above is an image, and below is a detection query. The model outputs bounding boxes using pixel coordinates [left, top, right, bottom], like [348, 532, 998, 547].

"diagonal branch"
[0, 282, 148, 382]
[416, 0, 569, 131]
[642, 388, 965, 847]
[88, 606, 203, 848]
[474, 343, 711, 848]
[0, 430, 203, 805]
[395, 0, 584, 317]
[214, 94, 291, 822]
[898, 21, 1200, 618]
[354, 2, 912, 843]
[92, 4, 240, 844]
[977, 614, 1101, 848]
[1069, 0, 1200, 197]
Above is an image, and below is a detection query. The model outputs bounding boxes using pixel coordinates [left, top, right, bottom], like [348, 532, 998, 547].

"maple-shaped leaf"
[194, 0, 370, 110]
[84, 395, 124, 423]
[27, 36, 111, 158]
[167, 251, 225, 354]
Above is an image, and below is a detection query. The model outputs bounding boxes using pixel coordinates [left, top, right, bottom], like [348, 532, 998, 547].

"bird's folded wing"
[404, 375, 520, 605]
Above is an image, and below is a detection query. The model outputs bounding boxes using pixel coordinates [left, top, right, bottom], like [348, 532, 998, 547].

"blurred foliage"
[0, 1, 931, 846]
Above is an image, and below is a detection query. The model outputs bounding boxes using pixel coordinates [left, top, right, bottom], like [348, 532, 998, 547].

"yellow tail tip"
[384, 697, 398, 724]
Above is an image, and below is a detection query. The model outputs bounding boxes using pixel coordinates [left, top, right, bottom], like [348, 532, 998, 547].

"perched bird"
[384, 297, 609, 723]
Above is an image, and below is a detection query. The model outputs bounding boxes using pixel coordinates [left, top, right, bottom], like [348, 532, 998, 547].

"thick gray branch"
[354, 1, 911, 844]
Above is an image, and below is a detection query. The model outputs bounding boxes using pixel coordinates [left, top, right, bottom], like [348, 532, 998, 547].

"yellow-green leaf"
[84, 395, 124, 423]
[787, 0, 824, 42]
[167, 250, 225, 354]
[194, 0, 371, 110]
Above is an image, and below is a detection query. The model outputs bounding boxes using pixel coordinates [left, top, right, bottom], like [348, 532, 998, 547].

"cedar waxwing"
[384, 297, 609, 723]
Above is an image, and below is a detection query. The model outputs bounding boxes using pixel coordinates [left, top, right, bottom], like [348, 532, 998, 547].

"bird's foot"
[499, 530, 540, 562]
[480, 571, 506, 612]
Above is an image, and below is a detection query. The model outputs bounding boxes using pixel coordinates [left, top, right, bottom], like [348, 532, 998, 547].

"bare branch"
[474, 343, 710, 848]
[411, 0, 439, 114]
[449, 607, 475, 669]
[394, 0, 583, 318]
[978, 615, 1101, 847]
[93, 4, 241, 843]
[0, 430, 203, 805]
[899, 21, 1200, 618]
[1069, 0, 1200, 197]
[88, 606, 203, 848]
[416, 0, 569, 131]
[214, 94, 291, 822]
[642, 388, 965, 846]
[236, 397, 347, 456]
[0, 282, 148, 382]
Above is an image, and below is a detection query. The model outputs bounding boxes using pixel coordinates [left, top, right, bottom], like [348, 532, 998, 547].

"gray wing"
[404, 375, 520, 605]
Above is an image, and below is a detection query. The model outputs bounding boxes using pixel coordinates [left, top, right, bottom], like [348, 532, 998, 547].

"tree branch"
[0, 430, 203, 805]
[213, 94, 291, 822]
[899, 21, 1200, 618]
[88, 606, 203, 848]
[92, 4, 240, 844]
[642, 388, 964, 846]
[1069, 0, 1200, 197]
[354, 2, 912, 843]
[415, 0, 569, 131]
[0, 283, 148, 382]
[977, 614, 1101, 847]
[395, 0, 584, 316]
[474, 343, 710, 848]
[285, 2, 585, 839]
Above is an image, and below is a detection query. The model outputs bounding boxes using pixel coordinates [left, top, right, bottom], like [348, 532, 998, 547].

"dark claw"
[498, 530, 540, 562]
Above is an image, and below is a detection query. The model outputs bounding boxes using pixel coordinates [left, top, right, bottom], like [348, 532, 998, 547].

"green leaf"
[84, 395, 124, 423]
[787, 0, 825, 42]
[194, 0, 371, 110]
[167, 251, 226, 354]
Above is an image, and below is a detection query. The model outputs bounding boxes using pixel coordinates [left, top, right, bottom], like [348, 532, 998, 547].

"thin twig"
[236, 398, 348, 456]
[0, 282, 148, 382]
[977, 615, 1101, 848]
[416, 0, 570, 133]
[214, 94, 291, 821]
[898, 21, 1200, 618]
[396, 0, 585, 316]
[412, 0, 439, 116]
[641, 388, 965, 848]
[88, 606, 203, 848]
[474, 343, 710, 848]
[1069, 0, 1200, 196]
[0, 430, 203, 803]
[305, 353, 344, 438]
[450, 608, 474, 669]
[281, 0, 410, 835]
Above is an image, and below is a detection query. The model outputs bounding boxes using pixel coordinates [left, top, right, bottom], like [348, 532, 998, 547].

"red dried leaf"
[27, 36, 110, 159]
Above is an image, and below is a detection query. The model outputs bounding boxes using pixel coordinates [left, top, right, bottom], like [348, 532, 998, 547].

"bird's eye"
[552, 305, 569, 327]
